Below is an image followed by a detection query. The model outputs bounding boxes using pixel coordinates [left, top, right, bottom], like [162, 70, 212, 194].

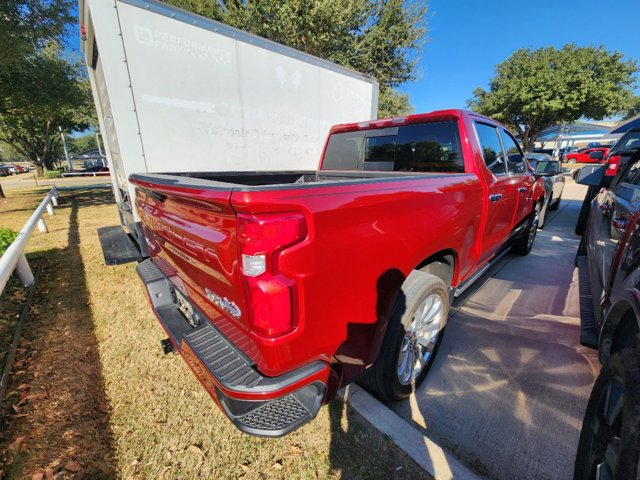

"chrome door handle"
[489, 194, 503, 202]
[518, 187, 527, 193]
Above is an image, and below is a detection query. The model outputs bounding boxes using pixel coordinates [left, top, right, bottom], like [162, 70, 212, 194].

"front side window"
[500, 129, 526, 174]
[475, 123, 506, 175]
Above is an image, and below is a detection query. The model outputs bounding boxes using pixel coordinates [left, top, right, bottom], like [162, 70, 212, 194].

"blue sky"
[68, 1, 640, 117]
[400, 0, 640, 113]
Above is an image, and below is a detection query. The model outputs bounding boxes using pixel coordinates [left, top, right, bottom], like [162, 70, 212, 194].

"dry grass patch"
[0, 188, 430, 480]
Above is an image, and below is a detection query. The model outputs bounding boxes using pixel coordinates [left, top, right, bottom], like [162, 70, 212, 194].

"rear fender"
[532, 178, 546, 205]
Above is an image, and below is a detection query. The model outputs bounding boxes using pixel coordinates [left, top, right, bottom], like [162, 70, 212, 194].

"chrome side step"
[453, 248, 511, 297]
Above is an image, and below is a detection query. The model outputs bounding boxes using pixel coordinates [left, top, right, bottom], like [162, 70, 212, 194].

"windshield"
[535, 161, 559, 174]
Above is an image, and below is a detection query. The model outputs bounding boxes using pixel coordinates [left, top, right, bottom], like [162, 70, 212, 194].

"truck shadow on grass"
[327, 270, 433, 479]
[1, 191, 117, 479]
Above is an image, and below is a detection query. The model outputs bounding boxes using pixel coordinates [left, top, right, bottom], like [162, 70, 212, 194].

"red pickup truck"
[128, 109, 545, 436]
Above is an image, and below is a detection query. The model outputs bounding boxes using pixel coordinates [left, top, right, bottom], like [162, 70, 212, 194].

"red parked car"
[564, 147, 610, 164]
[100, 109, 545, 436]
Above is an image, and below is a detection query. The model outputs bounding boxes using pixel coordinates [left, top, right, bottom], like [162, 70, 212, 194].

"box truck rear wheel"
[365, 270, 448, 402]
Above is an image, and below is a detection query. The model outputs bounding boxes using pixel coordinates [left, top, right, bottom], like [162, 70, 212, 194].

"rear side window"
[475, 123, 506, 175]
[322, 121, 465, 173]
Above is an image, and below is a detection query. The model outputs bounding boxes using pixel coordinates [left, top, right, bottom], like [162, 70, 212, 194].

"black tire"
[575, 187, 596, 236]
[363, 270, 449, 402]
[548, 196, 561, 211]
[574, 346, 640, 480]
[511, 205, 540, 255]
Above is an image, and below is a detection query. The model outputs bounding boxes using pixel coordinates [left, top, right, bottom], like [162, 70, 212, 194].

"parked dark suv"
[574, 148, 640, 479]
[575, 127, 640, 235]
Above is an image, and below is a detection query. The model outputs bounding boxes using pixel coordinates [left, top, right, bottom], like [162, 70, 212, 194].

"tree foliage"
[67, 132, 98, 155]
[166, 0, 427, 117]
[0, 0, 73, 70]
[625, 97, 640, 120]
[0, 42, 93, 171]
[0, 0, 93, 172]
[467, 45, 638, 150]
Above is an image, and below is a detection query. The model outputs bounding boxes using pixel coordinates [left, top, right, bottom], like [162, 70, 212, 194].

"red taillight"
[605, 155, 621, 176]
[237, 213, 306, 338]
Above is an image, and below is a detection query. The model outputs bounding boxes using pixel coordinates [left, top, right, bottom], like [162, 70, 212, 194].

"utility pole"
[58, 126, 73, 172]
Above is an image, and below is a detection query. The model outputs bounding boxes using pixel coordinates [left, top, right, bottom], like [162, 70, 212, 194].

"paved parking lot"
[391, 180, 599, 479]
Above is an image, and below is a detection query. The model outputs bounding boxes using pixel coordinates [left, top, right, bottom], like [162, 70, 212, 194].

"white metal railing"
[0, 186, 59, 294]
[61, 171, 110, 177]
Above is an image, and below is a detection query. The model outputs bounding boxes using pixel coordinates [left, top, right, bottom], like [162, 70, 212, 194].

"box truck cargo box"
[79, 0, 378, 251]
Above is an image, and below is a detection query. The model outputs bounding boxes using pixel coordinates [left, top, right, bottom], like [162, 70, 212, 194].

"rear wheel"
[549, 197, 561, 211]
[364, 270, 449, 402]
[574, 346, 640, 479]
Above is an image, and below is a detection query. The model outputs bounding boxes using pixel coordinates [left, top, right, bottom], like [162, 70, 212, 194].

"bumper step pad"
[237, 395, 310, 431]
[184, 323, 261, 389]
[577, 256, 598, 349]
[97, 226, 143, 265]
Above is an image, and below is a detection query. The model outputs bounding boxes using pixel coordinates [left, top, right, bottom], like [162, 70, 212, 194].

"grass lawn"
[0, 184, 430, 480]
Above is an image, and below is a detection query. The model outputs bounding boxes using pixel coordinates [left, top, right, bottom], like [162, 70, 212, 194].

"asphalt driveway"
[391, 180, 599, 480]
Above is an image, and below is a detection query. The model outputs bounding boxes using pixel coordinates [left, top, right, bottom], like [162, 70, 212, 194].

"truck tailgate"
[131, 177, 254, 357]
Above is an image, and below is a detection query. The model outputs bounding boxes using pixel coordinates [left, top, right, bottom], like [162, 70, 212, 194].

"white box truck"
[79, 0, 378, 260]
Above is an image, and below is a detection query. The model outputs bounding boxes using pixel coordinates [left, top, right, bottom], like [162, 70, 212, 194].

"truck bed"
[131, 169, 452, 190]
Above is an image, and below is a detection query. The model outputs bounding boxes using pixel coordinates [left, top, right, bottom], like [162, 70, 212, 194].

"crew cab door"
[587, 153, 640, 305]
[499, 128, 534, 226]
[474, 122, 519, 260]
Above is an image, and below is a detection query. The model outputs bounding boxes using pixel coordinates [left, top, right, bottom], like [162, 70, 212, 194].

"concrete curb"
[339, 384, 483, 480]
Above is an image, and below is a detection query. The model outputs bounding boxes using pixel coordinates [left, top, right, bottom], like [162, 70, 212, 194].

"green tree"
[0, 42, 93, 173]
[467, 45, 638, 151]
[624, 97, 640, 120]
[165, 0, 426, 117]
[0, 0, 73, 81]
[67, 132, 98, 155]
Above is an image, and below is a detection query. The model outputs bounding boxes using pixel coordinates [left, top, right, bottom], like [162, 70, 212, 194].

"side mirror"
[574, 164, 605, 186]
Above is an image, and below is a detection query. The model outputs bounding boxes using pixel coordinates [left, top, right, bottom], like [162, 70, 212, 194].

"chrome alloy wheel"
[396, 293, 445, 385]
